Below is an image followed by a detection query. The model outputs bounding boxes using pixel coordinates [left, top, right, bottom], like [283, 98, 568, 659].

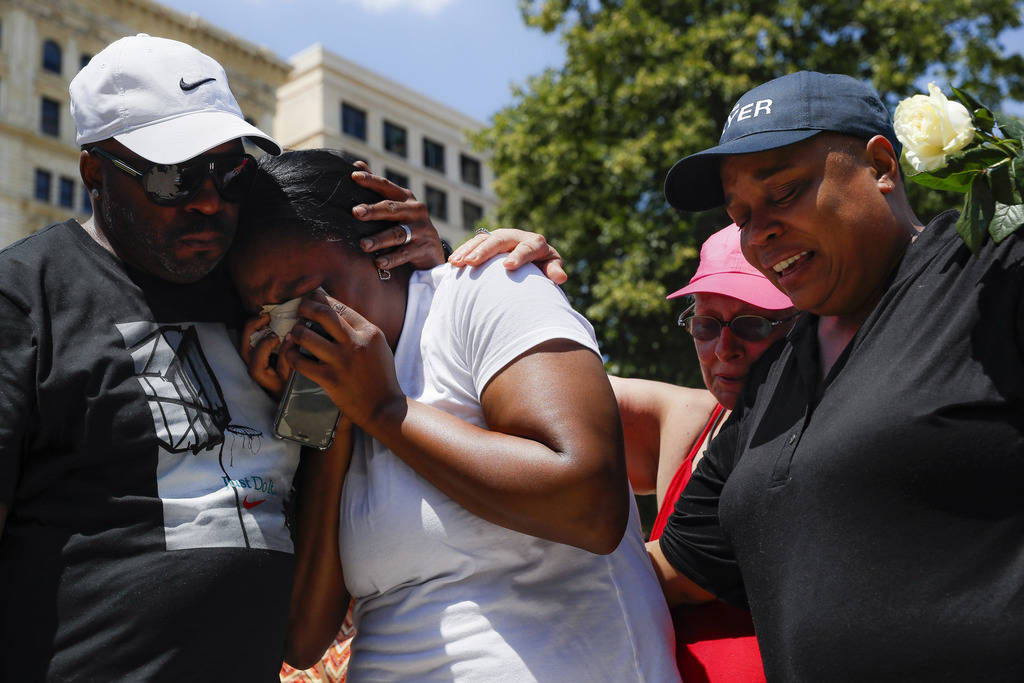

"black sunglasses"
[678, 303, 798, 342]
[90, 147, 257, 207]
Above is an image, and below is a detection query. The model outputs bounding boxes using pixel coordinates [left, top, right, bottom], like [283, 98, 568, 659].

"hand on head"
[349, 161, 446, 271]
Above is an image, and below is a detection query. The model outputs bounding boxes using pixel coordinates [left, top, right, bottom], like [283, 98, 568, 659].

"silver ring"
[474, 227, 490, 236]
[400, 224, 412, 245]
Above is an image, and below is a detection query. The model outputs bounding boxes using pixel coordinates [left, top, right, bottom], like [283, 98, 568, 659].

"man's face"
[720, 134, 898, 320]
[94, 140, 242, 283]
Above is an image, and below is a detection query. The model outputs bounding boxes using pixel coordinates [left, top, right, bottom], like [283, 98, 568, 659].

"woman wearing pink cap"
[611, 223, 796, 682]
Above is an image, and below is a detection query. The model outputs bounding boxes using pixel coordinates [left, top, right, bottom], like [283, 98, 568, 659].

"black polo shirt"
[660, 211, 1024, 682]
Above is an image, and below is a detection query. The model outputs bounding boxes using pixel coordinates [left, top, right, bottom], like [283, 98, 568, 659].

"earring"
[377, 267, 391, 281]
[90, 188, 100, 199]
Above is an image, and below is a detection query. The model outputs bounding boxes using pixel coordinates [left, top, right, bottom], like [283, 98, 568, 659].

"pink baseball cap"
[666, 223, 794, 310]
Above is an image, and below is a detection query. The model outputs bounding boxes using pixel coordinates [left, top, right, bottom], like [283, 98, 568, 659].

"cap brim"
[115, 110, 281, 164]
[664, 129, 822, 212]
[666, 271, 794, 310]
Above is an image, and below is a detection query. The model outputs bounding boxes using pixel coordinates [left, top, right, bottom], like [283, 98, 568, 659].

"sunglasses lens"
[140, 155, 254, 206]
[687, 317, 722, 341]
[143, 164, 199, 204]
[214, 156, 256, 202]
[731, 316, 772, 341]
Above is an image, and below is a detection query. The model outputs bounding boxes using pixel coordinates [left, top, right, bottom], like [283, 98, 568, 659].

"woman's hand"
[240, 313, 293, 399]
[281, 291, 406, 428]
[350, 161, 445, 270]
[448, 228, 567, 284]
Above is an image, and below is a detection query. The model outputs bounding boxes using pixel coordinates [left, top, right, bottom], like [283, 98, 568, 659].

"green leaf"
[989, 202, 1024, 243]
[988, 161, 1019, 205]
[909, 169, 976, 193]
[937, 145, 1009, 176]
[956, 172, 995, 253]
[994, 112, 1024, 140]
[485, 0, 1024, 383]
[1013, 156, 1024, 194]
[951, 86, 990, 116]
[973, 108, 995, 134]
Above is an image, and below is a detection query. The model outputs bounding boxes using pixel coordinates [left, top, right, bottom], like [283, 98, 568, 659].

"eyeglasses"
[89, 147, 257, 206]
[678, 303, 798, 342]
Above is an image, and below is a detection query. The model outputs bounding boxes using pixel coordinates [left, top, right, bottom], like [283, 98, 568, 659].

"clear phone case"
[273, 370, 341, 450]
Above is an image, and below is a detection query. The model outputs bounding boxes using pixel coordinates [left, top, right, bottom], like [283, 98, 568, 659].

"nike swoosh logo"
[242, 496, 265, 510]
[180, 77, 216, 92]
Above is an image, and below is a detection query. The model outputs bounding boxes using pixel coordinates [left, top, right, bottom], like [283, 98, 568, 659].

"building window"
[40, 97, 60, 137]
[34, 169, 52, 202]
[462, 200, 484, 230]
[423, 138, 445, 174]
[58, 176, 75, 208]
[383, 120, 407, 158]
[424, 185, 448, 222]
[385, 169, 409, 190]
[42, 39, 62, 74]
[460, 154, 482, 188]
[341, 102, 366, 140]
[80, 53, 92, 70]
[81, 184, 92, 214]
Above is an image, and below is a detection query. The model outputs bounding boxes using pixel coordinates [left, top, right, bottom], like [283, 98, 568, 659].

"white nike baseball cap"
[70, 34, 281, 164]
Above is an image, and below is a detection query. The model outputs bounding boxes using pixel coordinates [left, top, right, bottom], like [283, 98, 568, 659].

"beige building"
[0, 1, 496, 248]
[0, 0, 288, 245]
[275, 44, 497, 244]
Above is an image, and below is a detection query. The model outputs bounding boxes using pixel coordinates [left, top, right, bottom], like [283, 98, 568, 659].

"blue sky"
[158, 0, 1024, 123]
[157, 0, 566, 123]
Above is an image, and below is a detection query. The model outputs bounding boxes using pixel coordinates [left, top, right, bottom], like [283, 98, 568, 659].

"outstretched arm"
[283, 430, 353, 670]
[284, 293, 629, 555]
[647, 539, 715, 606]
[609, 376, 717, 497]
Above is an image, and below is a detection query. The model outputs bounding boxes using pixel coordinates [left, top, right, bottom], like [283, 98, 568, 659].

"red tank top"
[650, 404, 766, 683]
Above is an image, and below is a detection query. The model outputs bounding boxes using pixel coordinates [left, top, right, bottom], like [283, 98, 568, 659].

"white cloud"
[340, 0, 457, 15]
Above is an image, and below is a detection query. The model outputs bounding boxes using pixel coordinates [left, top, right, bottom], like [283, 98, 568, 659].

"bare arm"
[646, 539, 715, 606]
[283, 431, 353, 670]
[609, 376, 717, 498]
[286, 295, 629, 555]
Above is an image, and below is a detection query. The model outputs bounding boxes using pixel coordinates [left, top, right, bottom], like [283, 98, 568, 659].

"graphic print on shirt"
[117, 321, 297, 553]
[121, 323, 230, 453]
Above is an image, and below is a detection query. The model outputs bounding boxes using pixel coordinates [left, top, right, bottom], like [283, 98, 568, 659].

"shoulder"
[0, 221, 75, 265]
[0, 221, 81, 309]
[426, 255, 570, 316]
[442, 254, 548, 292]
[917, 209, 1024, 266]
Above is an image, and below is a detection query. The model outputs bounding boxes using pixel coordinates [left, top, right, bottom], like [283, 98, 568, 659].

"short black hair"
[236, 148, 396, 252]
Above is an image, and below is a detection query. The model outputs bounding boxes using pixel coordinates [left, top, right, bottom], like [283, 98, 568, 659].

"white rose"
[893, 82, 975, 172]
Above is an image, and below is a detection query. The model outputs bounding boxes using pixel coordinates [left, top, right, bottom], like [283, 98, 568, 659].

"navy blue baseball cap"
[664, 71, 900, 212]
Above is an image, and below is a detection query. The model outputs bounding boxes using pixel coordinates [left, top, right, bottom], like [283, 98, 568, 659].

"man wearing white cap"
[0, 34, 442, 679]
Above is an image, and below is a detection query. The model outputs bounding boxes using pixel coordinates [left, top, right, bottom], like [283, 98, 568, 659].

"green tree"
[475, 0, 1024, 385]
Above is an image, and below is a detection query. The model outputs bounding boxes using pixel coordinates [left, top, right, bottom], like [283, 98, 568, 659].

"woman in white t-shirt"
[228, 149, 678, 682]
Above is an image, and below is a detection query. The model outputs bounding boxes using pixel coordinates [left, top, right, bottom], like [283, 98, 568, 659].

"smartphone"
[272, 321, 341, 450]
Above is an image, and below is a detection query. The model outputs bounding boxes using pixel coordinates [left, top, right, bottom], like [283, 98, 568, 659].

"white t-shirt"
[339, 257, 679, 682]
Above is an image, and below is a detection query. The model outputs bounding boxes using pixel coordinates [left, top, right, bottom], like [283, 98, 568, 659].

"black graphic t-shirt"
[0, 221, 300, 680]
